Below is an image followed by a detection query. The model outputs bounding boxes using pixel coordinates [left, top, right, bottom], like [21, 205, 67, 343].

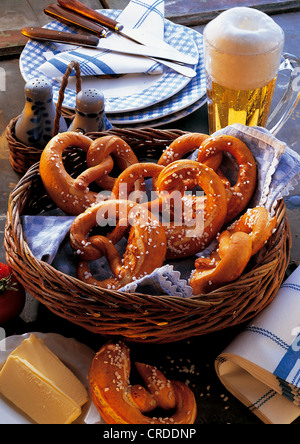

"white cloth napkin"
[215, 265, 300, 424]
[38, 0, 165, 78]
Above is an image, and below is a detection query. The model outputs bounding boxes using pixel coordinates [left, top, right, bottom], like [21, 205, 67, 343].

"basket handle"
[53, 60, 82, 137]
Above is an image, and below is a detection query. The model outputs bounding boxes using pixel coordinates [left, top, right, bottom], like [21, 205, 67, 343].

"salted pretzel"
[157, 132, 222, 170]
[39, 131, 114, 215]
[190, 206, 277, 294]
[111, 162, 165, 214]
[75, 135, 140, 191]
[156, 132, 221, 189]
[88, 341, 197, 424]
[227, 206, 277, 256]
[70, 199, 167, 290]
[155, 159, 227, 259]
[197, 135, 257, 223]
[190, 231, 253, 295]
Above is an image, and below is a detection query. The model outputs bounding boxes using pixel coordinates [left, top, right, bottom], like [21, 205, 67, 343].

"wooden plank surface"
[0, 0, 105, 31]
[107, 0, 300, 25]
[0, 0, 105, 56]
[1, 0, 300, 56]
[167, 0, 300, 25]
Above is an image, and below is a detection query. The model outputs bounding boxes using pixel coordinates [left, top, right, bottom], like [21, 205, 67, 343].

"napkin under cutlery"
[215, 265, 300, 424]
[38, 0, 166, 78]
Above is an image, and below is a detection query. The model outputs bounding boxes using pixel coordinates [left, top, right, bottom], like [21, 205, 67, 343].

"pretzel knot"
[70, 199, 167, 290]
[74, 135, 140, 191]
[88, 341, 197, 424]
[156, 132, 221, 190]
[190, 231, 253, 295]
[227, 206, 277, 255]
[190, 206, 277, 295]
[39, 131, 114, 215]
[197, 135, 257, 223]
[111, 162, 164, 213]
[155, 159, 228, 259]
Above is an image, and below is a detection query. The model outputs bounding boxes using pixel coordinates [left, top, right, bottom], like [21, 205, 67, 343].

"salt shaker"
[68, 88, 112, 134]
[15, 77, 67, 148]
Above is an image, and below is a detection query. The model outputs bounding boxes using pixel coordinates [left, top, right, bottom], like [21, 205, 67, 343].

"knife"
[22, 27, 100, 47]
[56, 0, 198, 65]
[44, 4, 107, 38]
[45, 4, 197, 66]
[22, 26, 197, 78]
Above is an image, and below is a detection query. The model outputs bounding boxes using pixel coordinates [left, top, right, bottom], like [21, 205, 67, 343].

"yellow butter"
[0, 334, 89, 424]
[10, 334, 88, 407]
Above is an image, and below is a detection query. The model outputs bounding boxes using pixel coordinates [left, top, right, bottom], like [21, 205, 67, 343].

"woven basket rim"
[4, 128, 292, 342]
[6, 161, 288, 299]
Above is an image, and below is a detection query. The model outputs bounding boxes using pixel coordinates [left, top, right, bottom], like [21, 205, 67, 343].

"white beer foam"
[204, 7, 284, 90]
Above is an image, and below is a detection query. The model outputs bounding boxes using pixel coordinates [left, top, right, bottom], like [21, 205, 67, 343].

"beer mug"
[203, 7, 300, 135]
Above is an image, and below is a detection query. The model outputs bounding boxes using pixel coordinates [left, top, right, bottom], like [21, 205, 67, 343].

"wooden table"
[0, 2, 299, 426]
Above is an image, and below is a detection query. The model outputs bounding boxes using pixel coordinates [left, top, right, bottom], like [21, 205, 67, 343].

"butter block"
[0, 334, 89, 424]
[10, 334, 88, 407]
[0, 355, 81, 424]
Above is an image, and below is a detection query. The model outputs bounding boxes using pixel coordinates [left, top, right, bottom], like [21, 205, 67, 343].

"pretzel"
[156, 132, 221, 189]
[88, 341, 197, 424]
[155, 159, 227, 259]
[39, 132, 114, 215]
[70, 199, 167, 290]
[190, 231, 253, 295]
[75, 135, 139, 191]
[111, 162, 165, 214]
[190, 206, 277, 294]
[158, 132, 222, 169]
[227, 206, 277, 256]
[197, 135, 257, 223]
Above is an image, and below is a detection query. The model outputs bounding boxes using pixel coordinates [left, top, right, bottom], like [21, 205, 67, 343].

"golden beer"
[206, 76, 277, 132]
[203, 7, 284, 134]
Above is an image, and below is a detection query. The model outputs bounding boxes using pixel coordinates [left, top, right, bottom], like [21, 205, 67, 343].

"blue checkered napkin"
[38, 0, 166, 78]
[215, 266, 300, 424]
[120, 264, 193, 297]
[20, 209, 193, 298]
[21, 214, 75, 264]
[212, 124, 300, 213]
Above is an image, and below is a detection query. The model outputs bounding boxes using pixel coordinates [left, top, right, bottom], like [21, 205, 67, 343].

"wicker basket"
[4, 128, 292, 344]
[6, 61, 81, 175]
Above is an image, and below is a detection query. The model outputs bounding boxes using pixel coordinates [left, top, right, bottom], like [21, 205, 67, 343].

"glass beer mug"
[203, 7, 300, 135]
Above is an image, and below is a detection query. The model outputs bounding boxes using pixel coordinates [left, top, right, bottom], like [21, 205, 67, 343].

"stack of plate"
[19, 10, 207, 129]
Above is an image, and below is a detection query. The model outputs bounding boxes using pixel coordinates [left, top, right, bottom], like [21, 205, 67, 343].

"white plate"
[108, 30, 206, 125]
[0, 332, 103, 424]
[19, 10, 198, 114]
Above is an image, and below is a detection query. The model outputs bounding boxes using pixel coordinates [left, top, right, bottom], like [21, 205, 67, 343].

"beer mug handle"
[267, 53, 300, 135]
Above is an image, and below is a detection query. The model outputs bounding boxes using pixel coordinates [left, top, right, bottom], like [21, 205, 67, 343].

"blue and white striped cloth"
[215, 265, 300, 424]
[38, 0, 166, 77]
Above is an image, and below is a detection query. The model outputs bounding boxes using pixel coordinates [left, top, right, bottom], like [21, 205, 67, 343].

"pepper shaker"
[68, 88, 112, 134]
[15, 77, 67, 148]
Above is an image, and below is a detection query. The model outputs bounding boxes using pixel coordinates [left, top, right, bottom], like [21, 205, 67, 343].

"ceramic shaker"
[15, 77, 67, 148]
[68, 88, 112, 134]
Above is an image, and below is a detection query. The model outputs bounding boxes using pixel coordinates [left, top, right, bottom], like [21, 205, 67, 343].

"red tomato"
[0, 263, 26, 324]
